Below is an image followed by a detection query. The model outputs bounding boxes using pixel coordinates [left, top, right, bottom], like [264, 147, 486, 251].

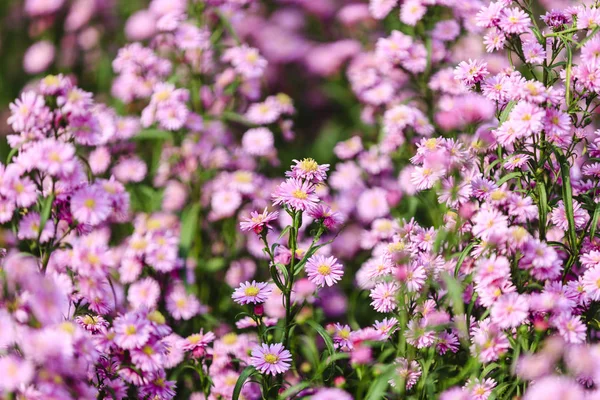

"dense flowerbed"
[1, 0, 600, 399]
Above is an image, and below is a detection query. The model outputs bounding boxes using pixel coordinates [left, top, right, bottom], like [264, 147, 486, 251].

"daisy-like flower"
[113, 313, 152, 350]
[454, 59, 489, 86]
[389, 357, 421, 390]
[523, 40, 546, 64]
[242, 127, 274, 157]
[509, 101, 545, 135]
[500, 7, 531, 34]
[183, 330, 216, 353]
[0, 355, 34, 392]
[71, 184, 112, 226]
[553, 314, 586, 344]
[222, 44, 267, 79]
[308, 204, 344, 230]
[490, 292, 529, 329]
[373, 317, 398, 338]
[285, 158, 330, 183]
[272, 178, 320, 211]
[305, 254, 344, 287]
[369, 0, 398, 20]
[240, 208, 279, 235]
[128, 277, 161, 310]
[464, 377, 496, 400]
[550, 200, 590, 231]
[370, 281, 399, 312]
[250, 343, 292, 375]
[232, 281, 273, 305]
[471, 206, 508, 240]
[332, 323, 353, 350]
[582, 265, 600, 301]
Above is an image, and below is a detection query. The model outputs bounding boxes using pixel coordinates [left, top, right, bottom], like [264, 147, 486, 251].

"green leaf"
[498, 101, 516, 125]
[133, 129, 173, 141]
[306, 320, 336, 358]
[232, 366, 257, 400]
[442, 273, 467, 336]
[590, 203, 600, 239]
[365, 364, 395, 400]
[204, 257, 225, 272]
[180, 204, 201, 257]
[38, 193, 54, 240]
[6, 146, 19, 164]
[278, 382, 311, 400]
[454, 242, 475, 277]
[556, 151, 577, 250]
[497, 171, 522, 186]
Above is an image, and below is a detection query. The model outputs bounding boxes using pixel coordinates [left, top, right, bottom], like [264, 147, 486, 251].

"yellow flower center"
[490, 190, 506, 201]
[425, 138, 437, 150]
[300, 158, 319, 172]
[234, 171, 252, 183]
[292, 189, 308, 200]
[225, 376, 237, 386]
[43, 75, 60, 87]
[148, 311, 166, 324]
[317, 265, 331, 275]
[223, 333, 238, 345]
[244, 286, 260, 297]
[84, 198, 96, 209]
[155, 90, 171, 102]
[264, 353, 279, 364]
[125, 325, 137, 335]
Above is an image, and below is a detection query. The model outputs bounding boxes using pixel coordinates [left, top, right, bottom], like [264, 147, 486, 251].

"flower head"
[232, 281, 273, 305]
[250, 343, 292, 375]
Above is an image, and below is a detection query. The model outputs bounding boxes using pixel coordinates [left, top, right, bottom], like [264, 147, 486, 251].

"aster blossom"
[250, 343, 292, 375]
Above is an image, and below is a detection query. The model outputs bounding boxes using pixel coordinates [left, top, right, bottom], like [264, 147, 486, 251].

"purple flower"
[113, 313, 152, 350]
[250, 343, 292, 375]
[272, 178, 320, 211]
[232, 281, 273, 305]
[240, 208, 279, 235]
[71, 184, 112, 226]
[306, 254, 344, 287]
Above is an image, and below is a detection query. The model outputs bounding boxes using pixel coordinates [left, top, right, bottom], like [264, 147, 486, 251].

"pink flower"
[250, 343, 292, 375]
[71, 184, 112, 226]
[242, 128, 274, 157]
[0, 355, 34, 392]
[305, 254, 344, 287]
[464, 378, 496, 400]
[553, 314, 586, 344]
[523, 376, 584, 400]
[471, 206, 508, 240]
[509, 101, 545, 135]
[370, 281, 399, 312]
[389, 357, 421, 389]
[222, 45, 267, 79]
[113, 313, 152, 350]
[582, 265, 600, 301]
[471, 319, 510, 363]
[491, 293, 529, 329]
[285, 158, 330, 184]
[23, 41, 55, 75]
[550, 200, 590, 231]
[166, 285, 202, 320]
[128, 277, 161, 310]
[369, 0, 397, 19]
[240, 208, 280, 235]
[454, 59, 489, 86]
[500, 8, 531, 34]
[232, 281, 273, 305]
[272, 178, 320, 211]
